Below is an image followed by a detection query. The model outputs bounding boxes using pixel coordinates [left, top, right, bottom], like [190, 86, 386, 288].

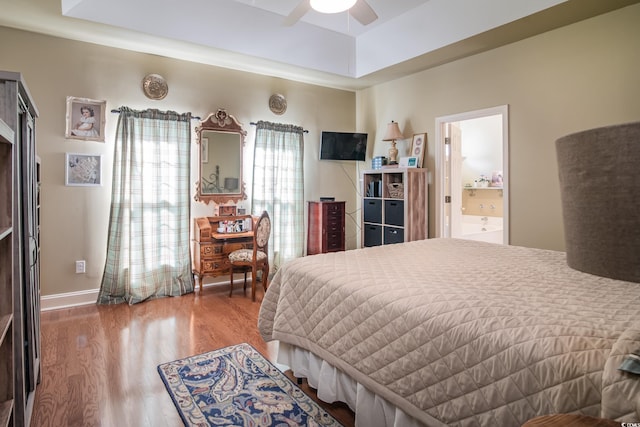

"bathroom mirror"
[195, 109, 247, 205]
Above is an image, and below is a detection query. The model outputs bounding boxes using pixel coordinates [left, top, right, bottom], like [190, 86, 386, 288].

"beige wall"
[0, 26, 359, 298]
[357, 3, 640, 250]
[2, 3, 639, 300]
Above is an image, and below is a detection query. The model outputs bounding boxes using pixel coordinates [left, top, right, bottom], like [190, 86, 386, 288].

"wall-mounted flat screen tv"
[319, 131, 368, 161]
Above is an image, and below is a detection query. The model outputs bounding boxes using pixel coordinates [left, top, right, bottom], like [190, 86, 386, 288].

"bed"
[258, 238, 640, 426]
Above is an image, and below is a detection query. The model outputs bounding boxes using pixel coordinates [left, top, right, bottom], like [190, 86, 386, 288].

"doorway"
[435, 105, 509, 244]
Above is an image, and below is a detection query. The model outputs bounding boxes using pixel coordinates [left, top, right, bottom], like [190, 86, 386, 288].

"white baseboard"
[40, 280, 236, 311]
[41, 288, 100, 311]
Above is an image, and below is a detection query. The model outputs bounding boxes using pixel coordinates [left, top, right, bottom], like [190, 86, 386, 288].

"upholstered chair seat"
[229, 249, 267, 263]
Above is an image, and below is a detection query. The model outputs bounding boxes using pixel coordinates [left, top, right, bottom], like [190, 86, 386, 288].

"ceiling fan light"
[310, 0, 358, 14]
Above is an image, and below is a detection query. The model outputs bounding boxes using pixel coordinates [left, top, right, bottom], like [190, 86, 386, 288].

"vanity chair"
[228, 211, 271, 301]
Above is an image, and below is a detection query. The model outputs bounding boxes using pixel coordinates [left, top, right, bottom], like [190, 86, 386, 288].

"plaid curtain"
[252, 121, 304, 270]
[98, 107, 194, 304]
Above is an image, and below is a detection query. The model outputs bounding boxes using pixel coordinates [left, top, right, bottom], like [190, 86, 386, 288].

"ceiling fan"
[284, 0, 378, 27]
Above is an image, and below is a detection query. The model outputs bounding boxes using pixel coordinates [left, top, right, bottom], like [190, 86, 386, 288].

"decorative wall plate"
[268, 93, 287, 115]
[142, 74, 168, 100]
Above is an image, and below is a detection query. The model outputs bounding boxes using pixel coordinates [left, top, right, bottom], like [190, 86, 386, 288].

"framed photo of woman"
[65, 96, 106, 142]
[410, 133, 427, 167]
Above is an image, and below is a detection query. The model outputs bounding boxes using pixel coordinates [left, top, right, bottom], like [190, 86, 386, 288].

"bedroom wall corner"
[356, 2, 640, 251]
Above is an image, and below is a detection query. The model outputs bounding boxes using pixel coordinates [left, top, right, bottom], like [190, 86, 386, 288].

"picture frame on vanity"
[65, 153, 102, 186]
[219, 205, 237, 216]
[410, 133, 427, 167]
[65, 96, 106, 142]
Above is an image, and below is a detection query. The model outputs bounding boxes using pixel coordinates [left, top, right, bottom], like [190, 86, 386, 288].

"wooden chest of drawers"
[307, 201, 346, 255]
[192, 215, 253, 291]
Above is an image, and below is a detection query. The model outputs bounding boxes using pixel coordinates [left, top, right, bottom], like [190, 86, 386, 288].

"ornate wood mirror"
[195, 109, 247, 204]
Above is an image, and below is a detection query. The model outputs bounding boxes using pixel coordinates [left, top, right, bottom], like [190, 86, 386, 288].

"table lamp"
[383, 121, 404, 164]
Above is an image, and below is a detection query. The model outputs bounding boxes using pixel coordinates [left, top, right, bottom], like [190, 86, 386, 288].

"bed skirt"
[277, 342, 437, 427]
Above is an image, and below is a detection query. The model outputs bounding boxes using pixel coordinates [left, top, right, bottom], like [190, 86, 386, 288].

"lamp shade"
[383, 121, 404, 141]
[310, 0, 357, 14]
[556, 121, 640, 283]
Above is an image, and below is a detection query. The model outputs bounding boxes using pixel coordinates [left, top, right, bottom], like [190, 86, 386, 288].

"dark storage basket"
[363, 199, 382, 223]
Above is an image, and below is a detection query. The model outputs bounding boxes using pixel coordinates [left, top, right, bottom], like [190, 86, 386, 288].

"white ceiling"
[2, 0, 638, 90]
[59, 0, 565, 78]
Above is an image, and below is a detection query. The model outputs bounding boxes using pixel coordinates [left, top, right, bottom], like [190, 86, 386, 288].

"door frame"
[434, 105, 509, 242]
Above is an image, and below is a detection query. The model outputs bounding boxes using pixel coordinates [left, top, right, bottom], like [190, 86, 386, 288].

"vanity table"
[192, 109, 253, 291]
[192, 215, 254, 291]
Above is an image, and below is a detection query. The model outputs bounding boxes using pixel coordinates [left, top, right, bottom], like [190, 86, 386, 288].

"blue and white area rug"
[158, 343, 343, 426]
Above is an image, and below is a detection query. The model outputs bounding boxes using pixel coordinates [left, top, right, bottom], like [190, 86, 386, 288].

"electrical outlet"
[75, 260, 86, 274]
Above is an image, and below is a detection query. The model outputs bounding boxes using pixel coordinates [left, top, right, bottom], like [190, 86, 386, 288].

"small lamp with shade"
[383, 121, 404, 165]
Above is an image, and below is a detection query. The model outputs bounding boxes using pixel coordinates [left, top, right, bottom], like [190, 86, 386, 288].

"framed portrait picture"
[201, 137, 209, 163]
[410, 133, 427, 167]
[65, 96, 106, 142]
[65, 153, 102, 186]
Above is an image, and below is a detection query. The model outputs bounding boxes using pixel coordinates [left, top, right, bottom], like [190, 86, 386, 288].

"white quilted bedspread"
[258, 239, 640, 426]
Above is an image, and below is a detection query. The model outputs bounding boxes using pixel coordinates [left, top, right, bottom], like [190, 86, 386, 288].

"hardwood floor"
[32, 286, 355, 427]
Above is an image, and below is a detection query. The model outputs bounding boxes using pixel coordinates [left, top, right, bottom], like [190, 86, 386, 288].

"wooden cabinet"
[362, 168, 428, 247]
[192, 215, 254, 291]
[307, 201, 345, 255]
[0, 71, 40, 427]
